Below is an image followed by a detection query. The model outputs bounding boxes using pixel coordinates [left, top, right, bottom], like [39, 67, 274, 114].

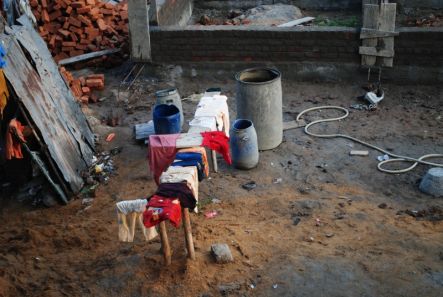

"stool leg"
[159, 221, 171, 265]
[211, 150, 218, 173]
[182, 208, 196, 260]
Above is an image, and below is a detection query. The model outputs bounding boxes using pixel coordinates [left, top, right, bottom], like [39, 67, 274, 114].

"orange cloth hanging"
[0, 70, 9, 119]
[5, 119, 26, 160]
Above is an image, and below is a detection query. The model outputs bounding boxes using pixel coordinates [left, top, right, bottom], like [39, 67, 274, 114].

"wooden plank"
[359, 46, 394, 57]
[379, 3, 396, 67]
[277, 17, 315, 27]
[1, 34, 90, 193]
[361, 4, 379, 66]
[15, 16, 95, 148]
[360, 28, 398, 39]
[58, 48, 121, 65]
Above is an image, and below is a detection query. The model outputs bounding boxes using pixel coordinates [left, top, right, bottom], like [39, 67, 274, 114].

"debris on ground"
[405, 13, 443, 27]
[218, 282, 241, 295]
[81, 147, 121, 194]
[378, 203, 388, 209]
[105, 133, 115, 142]
[398, 206, 443, 221]
[242, 181, 257, 191]
[211, 243, 234, 263]
[196, 4, 304, 26]
[204, 210, 218, 219]
[350, 150, 369, 156]
[30, 0, 129, 62]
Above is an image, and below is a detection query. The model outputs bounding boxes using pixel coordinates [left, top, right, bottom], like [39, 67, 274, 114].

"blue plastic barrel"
[153, 104, 181, 134]
[230, 119, 259, 169]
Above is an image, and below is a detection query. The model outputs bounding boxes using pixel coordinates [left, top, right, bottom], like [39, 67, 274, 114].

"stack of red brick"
[60, 67, 104, 103]
[30, 0, 129, 62]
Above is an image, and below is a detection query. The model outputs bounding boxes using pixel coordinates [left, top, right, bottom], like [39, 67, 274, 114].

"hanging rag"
[155, 182, 197, 210]
[178, 147, 209, 177]
[201, 131, 232, 165]
[143, 195, 182, 228]
[193, 95, 230, 136]
[0, 70, 9, 119]
[148, 134, 180, 184]
[116, 199, 158, 242]
[5, 119, 25, 160]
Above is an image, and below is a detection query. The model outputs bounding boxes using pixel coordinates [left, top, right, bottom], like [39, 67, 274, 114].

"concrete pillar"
[128, 0, 151, 62]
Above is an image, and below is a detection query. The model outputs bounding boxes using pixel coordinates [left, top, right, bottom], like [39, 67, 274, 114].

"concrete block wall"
[150, 26, 443, 68]
[194, 0, 443, 10]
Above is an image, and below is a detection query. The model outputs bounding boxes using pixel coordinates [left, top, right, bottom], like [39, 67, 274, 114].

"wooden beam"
[58, 48, 121, 65]
[360, 28, 398, 39]
[277, 17, 315, 27]
[359, 46, 394, 57]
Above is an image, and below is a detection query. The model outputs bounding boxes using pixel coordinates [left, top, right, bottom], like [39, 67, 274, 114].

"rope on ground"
[296, 106, 443, 174]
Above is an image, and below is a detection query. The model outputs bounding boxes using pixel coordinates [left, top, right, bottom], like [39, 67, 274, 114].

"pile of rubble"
[405, 13, 443, 27]
[30, 0, 129, 62]
[59, 67, 104, 103]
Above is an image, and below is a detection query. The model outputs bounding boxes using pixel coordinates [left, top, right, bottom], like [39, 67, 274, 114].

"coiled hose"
[296, 106, 443, 174]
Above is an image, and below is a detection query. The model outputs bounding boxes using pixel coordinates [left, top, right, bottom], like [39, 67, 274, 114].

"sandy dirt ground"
[0, 63, 442, 297]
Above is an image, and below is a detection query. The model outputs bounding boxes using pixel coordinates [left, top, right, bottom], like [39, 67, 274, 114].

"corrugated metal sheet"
[1, 20, 95, 193]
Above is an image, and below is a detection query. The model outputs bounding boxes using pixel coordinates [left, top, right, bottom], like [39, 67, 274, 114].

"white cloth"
[189, 116, 217, 131]
[194, 95, 230, 137]
[116, 199, 148, 215]
[116, 199, 157, 242]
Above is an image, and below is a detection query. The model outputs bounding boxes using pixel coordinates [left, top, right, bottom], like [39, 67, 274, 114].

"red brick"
[71, 1, 85, 8]
[81, 86, 91, 95]
[96, 19, 107, 31]
[62, 41, 76, 47]
[66, 6, 73, 14]
[86, 78, 104, 88]
[58, 29, 70, 37]
[69, 17, 82, 27]
[49, 10, 62, 21]
[41, 0, 48, 8]
[77, 6, 91, 14]
[42, 9, 50, 23]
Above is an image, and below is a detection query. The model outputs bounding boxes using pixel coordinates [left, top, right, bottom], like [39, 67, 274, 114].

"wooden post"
[128, 0, 151, 62]
[211, 150, 218, 173]
[182, 208, 196, 260]
[159, 221, 171, 265]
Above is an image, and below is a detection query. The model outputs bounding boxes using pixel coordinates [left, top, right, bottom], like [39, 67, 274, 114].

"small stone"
[378, 203, 388, 209]
[218, 283, 241, 295]
[242, 181, 257, 191]
[293, 217, 301, 226]
[325, 233, 335, 238]
[211, 243, 234, 264]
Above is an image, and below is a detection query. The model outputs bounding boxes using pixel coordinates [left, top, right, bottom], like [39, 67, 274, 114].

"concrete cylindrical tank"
[235, 68, 282, 150]
[155, 88, 184, 128]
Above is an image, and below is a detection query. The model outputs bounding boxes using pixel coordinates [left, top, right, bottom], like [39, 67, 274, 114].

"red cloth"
[148, 134, 180, 184]
[143, 195, 182, 228]
[201, 131, 232, 165]
[5, 119, 26, 160]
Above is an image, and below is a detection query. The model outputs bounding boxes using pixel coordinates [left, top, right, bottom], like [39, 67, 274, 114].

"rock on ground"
[211, 243, 234, 263]
[242, 4, 303, 26]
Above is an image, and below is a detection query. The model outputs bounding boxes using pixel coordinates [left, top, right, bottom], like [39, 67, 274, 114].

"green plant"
[314, 16, 359, 27]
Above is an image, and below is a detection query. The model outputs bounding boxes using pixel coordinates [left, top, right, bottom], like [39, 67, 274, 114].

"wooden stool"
[159, 208, 195, 265]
